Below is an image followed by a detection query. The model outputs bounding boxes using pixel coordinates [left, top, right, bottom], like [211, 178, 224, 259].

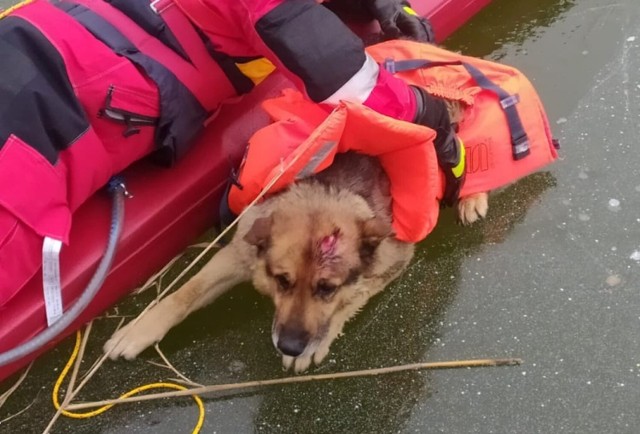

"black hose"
[0, 178, 127, 368]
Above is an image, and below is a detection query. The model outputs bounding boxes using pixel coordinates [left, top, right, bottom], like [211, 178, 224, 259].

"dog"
[103, 97, 489, 373]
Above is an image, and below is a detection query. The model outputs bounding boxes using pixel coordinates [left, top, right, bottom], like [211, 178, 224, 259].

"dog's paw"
[282, 355, 312, 374]
[457, 192, 489, 225]
[312, 344, 331, 366]
[103, 308, 171, 360]
[282, 355, 295, 370]
[281, 340, 334, 373]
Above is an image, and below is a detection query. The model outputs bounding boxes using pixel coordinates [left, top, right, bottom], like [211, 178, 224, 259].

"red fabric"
[0, 2, 160, 307]
[69, 0, 234, 111]
[13, 1, 158, 214]
[0, 135, 69, 243]
[176, 0, 418, 119]
[417, 0, 492, 42]
[0, 0, 494, 383]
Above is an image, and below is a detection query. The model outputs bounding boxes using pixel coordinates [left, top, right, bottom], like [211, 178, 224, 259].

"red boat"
[0, 0, 491, 382]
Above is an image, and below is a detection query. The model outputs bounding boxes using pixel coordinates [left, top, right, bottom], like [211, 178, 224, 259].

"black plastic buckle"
[229, 167, 243, 190]
[512, 134, 531, 161]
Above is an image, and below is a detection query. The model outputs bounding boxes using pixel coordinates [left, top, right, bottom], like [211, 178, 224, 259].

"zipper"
[100, 86, 159, 137]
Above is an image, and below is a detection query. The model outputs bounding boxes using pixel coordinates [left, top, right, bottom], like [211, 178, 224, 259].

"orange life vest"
[227, 40, 559, 242]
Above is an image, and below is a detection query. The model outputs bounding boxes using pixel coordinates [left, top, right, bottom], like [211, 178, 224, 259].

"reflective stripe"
[42, 237, 63, 326]
[402, 6, 418, 16]
[295, 141, 337, 180]
[452, 137, 466, 178]
[322, 54, 378, 106]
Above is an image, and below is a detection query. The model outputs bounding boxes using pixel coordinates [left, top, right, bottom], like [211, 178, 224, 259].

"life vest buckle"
[229, 167, 243, 190]
[500, 94, 520, 109]
[512, 134, 531, 160]
[383, 57, 396, 74]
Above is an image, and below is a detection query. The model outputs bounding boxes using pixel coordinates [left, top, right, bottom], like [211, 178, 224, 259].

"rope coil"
[53, 331, 205, 433]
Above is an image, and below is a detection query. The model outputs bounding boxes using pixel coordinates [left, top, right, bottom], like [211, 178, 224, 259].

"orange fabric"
[228, 88, 441, 242]
[228, 41, 558, 242]
[366, 41, 558, 197]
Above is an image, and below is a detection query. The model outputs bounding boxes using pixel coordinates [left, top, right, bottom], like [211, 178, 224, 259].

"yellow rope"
[53, 331, 205, 433]
[0, 0, 36, 19]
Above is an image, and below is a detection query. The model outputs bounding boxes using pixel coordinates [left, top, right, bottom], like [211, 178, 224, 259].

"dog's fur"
[104, 102, 489, 373]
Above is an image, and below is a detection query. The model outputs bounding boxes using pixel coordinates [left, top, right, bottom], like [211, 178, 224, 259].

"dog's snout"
[276, 327, 310, 357]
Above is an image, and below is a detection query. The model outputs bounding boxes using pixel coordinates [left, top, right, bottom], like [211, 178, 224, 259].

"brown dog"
[104, 104, 489, 373]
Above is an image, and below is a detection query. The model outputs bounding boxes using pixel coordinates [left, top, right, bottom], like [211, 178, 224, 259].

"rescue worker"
[0, 0, 463, 304]
[112, 0, 464, 203]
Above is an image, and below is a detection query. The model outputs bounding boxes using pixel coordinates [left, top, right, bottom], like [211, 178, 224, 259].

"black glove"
[411, 86, 466, 207]
[365, 0, 435, 43]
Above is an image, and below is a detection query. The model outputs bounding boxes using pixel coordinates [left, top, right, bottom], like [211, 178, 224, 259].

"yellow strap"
[452, 137, 466, 179]
[53, 331, 205, 432]
[402, 6, 418, 16]
[235, 57, 276, 86]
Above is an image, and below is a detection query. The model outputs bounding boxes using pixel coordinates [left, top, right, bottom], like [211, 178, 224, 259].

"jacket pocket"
[99, 84, 159, 137]
[0, 134, 70, 242]
[0, 135, 69, 306]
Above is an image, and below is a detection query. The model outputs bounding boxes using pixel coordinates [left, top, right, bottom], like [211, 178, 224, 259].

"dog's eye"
[316, 280, 337, 296]
[274, 274, 291, 290]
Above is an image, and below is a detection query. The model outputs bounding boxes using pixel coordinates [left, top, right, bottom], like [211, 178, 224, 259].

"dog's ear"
[359, 217, 392, 264]
[244, 215, 273, 254]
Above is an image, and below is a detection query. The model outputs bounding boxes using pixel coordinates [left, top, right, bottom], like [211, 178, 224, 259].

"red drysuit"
[0, 0, 451, 305]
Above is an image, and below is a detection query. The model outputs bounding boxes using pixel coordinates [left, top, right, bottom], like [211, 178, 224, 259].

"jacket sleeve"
[247, 0, 416, 121]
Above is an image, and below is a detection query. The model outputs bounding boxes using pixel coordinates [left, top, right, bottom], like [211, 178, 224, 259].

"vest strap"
[150, 0, 221, 75]
[384, 58, 531, 161]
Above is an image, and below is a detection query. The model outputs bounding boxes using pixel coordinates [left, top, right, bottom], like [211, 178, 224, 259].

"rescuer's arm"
[247, 0, 462, 204]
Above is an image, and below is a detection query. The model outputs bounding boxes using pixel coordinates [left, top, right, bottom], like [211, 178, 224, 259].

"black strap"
[384, 58, 531, 161]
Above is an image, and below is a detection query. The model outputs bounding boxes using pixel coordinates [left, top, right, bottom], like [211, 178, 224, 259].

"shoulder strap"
[149, 0, 219, 74]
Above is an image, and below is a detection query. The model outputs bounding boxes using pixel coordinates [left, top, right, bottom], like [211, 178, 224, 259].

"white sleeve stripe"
[42, 236, 63, 326]
[321, 54, 379, 106]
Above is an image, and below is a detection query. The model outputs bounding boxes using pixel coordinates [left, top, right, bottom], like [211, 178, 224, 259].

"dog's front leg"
[104, 241, 254, 360]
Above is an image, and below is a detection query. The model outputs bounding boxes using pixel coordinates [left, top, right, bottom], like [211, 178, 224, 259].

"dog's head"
[244, 187, 391, 358]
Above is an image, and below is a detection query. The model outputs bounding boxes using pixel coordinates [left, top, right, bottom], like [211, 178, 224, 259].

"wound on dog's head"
[319, 230, 340, 257]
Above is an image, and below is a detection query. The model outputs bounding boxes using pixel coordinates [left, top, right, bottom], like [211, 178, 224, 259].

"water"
[2, 0, 640, 432]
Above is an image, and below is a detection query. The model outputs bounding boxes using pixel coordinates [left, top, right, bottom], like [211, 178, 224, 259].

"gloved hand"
[365, 0, 435, 43]
[411, 86, 466, 206]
